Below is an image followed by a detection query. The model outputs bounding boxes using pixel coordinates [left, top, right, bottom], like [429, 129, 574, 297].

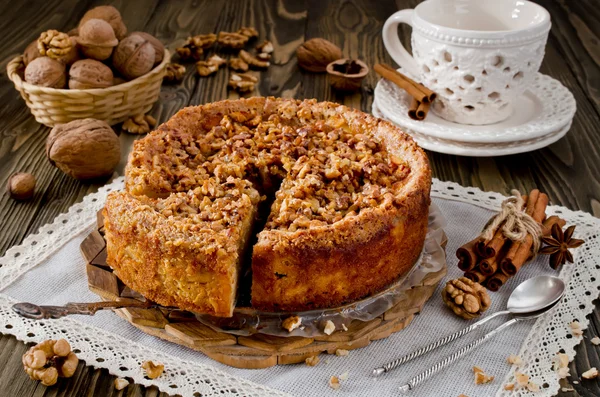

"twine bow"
[481, 189, 543, 254]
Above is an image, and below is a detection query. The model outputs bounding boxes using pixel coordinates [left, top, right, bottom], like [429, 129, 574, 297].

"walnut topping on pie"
[105, 98, 431, 316]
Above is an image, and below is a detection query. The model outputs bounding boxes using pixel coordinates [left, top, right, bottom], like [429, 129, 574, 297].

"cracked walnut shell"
[122, 114, 157, 134]
[22, 339, 78, 386]
[113, 34, 155, 80]
[46, 118, 120, 180]
[79, 5, 127, 40]
[38, 30, 73, 60]
[441, 277, 491, 319]
[296, 38, 342, 73]
[77, 18, 119, 61]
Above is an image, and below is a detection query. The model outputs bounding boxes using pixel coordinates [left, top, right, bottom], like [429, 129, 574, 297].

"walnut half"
[441, 277, 491, 319]
[22, 339, 78, 386]
[228, 73, 258, 93]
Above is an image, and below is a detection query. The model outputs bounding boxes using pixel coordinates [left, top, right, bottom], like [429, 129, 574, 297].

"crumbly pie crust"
[103, 97, 431, 316]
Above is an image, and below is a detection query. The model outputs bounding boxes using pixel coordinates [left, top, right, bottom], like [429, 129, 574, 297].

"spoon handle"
[12, 299, 155, 320]
[372, 310, 508, 376]
[398, 318, 519, 393]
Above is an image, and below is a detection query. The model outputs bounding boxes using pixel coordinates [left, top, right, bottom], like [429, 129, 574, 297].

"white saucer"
[374, 72, 576, 144]
[372, 101, 571, 157]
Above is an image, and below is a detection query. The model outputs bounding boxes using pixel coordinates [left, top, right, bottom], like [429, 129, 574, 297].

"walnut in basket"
[24, 57, 66, 88]
[77, 19, 119, 61]
[38, 30, 79, 65]
[78, 5, 127, 40]
[68, 59, 113, 89]
[113, 35, 156, 80]
[130, 32, 165, 65]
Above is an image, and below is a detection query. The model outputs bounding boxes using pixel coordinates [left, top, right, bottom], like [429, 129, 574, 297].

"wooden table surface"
[0, 0, 598, 396]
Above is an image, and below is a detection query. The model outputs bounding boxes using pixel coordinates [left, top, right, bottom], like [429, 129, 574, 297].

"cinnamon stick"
[476, 226, 506, 259]
[464, 269, 487, 284]
[456, 238, 480, 272]
[374, 63, 436, 103]
[486, 271, 510, 292]
[500, 191, 549, 275]
[408, 98, 420, 120]
[416, 101, 430, 120]
[541, 215, 566, 236]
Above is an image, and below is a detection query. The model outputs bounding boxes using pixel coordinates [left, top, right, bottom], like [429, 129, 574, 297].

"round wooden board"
[81, 211, 447, 369]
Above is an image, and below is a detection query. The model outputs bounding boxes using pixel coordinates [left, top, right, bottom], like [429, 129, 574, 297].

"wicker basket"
[7, 49, 170, 127]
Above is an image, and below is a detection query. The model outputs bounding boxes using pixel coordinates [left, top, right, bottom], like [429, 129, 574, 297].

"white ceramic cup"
[383, 0, 551, 125]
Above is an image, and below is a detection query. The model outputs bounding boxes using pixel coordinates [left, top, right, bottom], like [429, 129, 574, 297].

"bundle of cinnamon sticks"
[374, 63, 436, 121]
[456, 189, 566, 291]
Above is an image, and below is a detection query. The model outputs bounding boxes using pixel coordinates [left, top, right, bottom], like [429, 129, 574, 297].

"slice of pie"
[104, 97, 431, 317]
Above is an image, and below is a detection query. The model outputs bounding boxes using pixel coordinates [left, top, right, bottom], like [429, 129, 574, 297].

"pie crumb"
[114, 377, 129, 390]
[335, 349, 349, 357]
[473, 366, 494, 385]
[328, 375, 340, 390]
[282, 316, 302, 332]
[503, 383, 515, 391]
[323, 320, 336, 335]
[507, 354, 522, 366]
[582, 367, 598, 379]
[561, 386, 574, 392]
[570, 321, 584, 337]
[339, 371, 349, 381]
[515, 371, 529, 387]
[305, 356, 320, 367]
[342, 323, 348, 332]
[557, 367, 570, 379]
[527, 382, 540, 392]
[591, 336, 600, 345]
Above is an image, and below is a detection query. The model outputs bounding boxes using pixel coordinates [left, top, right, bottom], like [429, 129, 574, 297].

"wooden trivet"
[80, 211, 447, 369]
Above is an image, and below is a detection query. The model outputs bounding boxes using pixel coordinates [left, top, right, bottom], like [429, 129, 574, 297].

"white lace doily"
[0, 178, 598, 397]
[374, 73, 576, 143]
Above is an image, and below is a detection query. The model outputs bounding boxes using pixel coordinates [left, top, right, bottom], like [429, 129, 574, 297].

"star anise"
[540, 224, 584, 269]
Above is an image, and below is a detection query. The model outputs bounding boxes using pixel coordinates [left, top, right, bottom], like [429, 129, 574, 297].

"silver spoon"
[398, 298, 561, 393]
[373, 275, 565, 377]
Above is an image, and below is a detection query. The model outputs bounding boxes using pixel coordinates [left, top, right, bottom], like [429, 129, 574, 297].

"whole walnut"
[77, 19, 118, 61]
[69, 59, 113, 89]
[24, 57, 66, 88]
[130, 32, 164, 65]
[79, 5, 127, 40]
[296, 38, 342, 73]
[112, 35, 155, 80]
[23, 40, 42, 66]
[46, 119, 121, 180]
[7, 172, 36, 200]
